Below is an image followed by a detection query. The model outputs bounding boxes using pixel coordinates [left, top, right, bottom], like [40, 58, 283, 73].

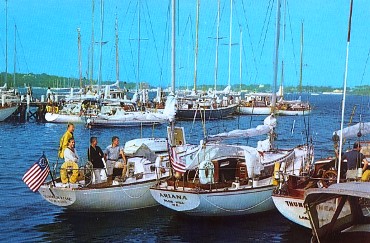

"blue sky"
[0, 0, 369, 89]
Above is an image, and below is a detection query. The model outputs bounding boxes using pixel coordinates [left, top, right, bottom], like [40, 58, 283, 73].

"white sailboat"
[272, 0, 366, 229]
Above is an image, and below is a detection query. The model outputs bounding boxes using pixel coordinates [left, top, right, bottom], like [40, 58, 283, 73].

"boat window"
[315, 197, 352, 228]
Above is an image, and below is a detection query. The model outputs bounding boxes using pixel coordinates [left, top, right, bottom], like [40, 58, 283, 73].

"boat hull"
[39, 180, 159, 212]
[150, 185, 275, 216]
[0, 105, 18, 121]
[276, 109, 311, 116]
[45, 113, 86, 123]
[176, 104, 237, 120]
[238, 106, 271, 115]
[272, 195, 310, 228]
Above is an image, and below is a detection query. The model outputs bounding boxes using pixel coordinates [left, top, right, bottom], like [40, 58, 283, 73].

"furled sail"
[334, 122, 370, 140]
[207, 114, 276, 141]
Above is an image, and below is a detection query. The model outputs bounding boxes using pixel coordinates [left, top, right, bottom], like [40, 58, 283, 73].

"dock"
[11, 101, 59, 123]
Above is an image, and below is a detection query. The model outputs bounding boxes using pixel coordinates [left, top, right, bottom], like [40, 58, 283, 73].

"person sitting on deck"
[64, 138, 79, 163]
[343, 142, 367, 180]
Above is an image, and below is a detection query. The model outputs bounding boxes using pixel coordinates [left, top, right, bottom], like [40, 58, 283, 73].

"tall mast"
[137, 0, 141, 90]
[337, 0, 354, 183]
[227, 0, 233, 87]
[13, 24, 16, 88]
[193, 0, 200, 93]
[239, 30, 242, 91]
[115, 13, 120, 82]
[78, 28, 82, 88]
[214, 0, 220, 92]
[169, 0, 176, 146]
[271, 0, 281, 111]
[299, 21, 304, 95]
[90, 0, 95, 87]
[5, 0, 8, 87]
[98, 0, 104, 91]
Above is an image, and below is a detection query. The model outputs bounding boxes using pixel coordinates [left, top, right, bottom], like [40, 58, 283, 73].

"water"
[1, 94, 369, 242]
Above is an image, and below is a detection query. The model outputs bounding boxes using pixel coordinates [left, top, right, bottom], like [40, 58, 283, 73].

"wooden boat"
[305, 182, 370, 243]
[150, 114, 310, 216]
[276, 99, 312, 116]
[271, 157, 342, 228]
[176, 96, 238, 120]
[150, 143, 308, 216]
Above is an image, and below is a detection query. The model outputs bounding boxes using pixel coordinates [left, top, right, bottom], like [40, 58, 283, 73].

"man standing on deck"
[104, 136, 127, 179]
[88, 137, 105, 184]
[58, 123, 74, 159]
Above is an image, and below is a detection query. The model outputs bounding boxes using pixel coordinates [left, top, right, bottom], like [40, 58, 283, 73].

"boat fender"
[199, 160, 214, 184]
[272, 162, 280, 186]
[60, 161, 79, 183]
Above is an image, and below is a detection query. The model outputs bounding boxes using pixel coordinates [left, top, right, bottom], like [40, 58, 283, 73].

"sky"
[0, 0, 370, 89]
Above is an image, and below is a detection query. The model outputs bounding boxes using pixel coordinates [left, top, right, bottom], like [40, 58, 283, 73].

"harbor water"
[1, 93, 369, 242]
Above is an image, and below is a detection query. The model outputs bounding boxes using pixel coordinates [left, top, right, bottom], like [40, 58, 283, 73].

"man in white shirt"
[104, 136, 126, 178]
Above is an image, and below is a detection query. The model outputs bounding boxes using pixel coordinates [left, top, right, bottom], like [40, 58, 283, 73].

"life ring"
[60, 161, 79, 183]
[199, 160, 214, 184]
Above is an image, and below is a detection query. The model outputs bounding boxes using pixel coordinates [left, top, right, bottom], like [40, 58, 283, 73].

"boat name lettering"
[284, 200, 304, 208]
[44, 194, 72, 202]
[160, 193, 187, 200]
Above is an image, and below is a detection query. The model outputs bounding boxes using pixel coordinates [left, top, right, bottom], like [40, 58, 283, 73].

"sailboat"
[276, 20, 311, 116]
[0, 5, 19, 121]
[272, 0, 368, 228]
[149, 0, 309, 217]
[176, 0, 238, 120]
[36, 0, 184, 212]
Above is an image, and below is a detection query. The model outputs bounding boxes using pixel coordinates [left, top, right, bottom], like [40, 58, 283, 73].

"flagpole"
[45, 153, 56, 187]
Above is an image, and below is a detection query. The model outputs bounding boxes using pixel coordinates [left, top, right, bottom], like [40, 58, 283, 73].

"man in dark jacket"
[88, 137, 105, 184]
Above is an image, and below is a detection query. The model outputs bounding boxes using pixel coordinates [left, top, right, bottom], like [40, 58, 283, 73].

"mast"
[299, 21, 304, 95]
[13, 24, 16, 88]
[193, 0, 199, 93]
[214, 0, 220, 92]
[239, 30, 242, 91]
[98, 0, 104, 92]
[115, 13, 120, 82]
[170, 0, 176, 146]
[227, 0, 233, 87]
[78, 28, 83, 88]
[337, 0, 354, 183]
[137, 0, 141, 90]
[90, 0, 95, 87]
[271, 0, 281, 112]
[5, 0, 8, 87]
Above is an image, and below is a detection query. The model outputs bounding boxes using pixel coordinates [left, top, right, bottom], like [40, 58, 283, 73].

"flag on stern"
[170, 147, 186, 173]
[22, 154, 50, 192]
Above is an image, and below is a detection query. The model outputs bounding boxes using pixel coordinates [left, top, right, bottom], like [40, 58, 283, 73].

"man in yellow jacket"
[58, 123, 75, 158]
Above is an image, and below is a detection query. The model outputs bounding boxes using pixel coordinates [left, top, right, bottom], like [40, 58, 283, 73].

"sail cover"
[334, 122, 370, 140]
[207, 114, 276, 141]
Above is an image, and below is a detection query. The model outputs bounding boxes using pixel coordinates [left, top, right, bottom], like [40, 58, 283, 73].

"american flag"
[170, 147, 186, 173]
[23, 155, 50, 192]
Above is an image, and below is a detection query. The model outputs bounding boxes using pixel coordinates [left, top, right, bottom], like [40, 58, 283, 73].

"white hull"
[39, 180, 159, 212]
[150, 182, 275, 216]
[0, 105, 17, 121]
[45, 113, 87, 123]
[271, 196, 310, 228]
[276, 109, 312, 116]
[87, 116, 167, 127]
[238, 106, 271, 115]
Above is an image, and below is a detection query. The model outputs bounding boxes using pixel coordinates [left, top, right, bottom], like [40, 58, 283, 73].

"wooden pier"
[12, 101, 58, 123]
